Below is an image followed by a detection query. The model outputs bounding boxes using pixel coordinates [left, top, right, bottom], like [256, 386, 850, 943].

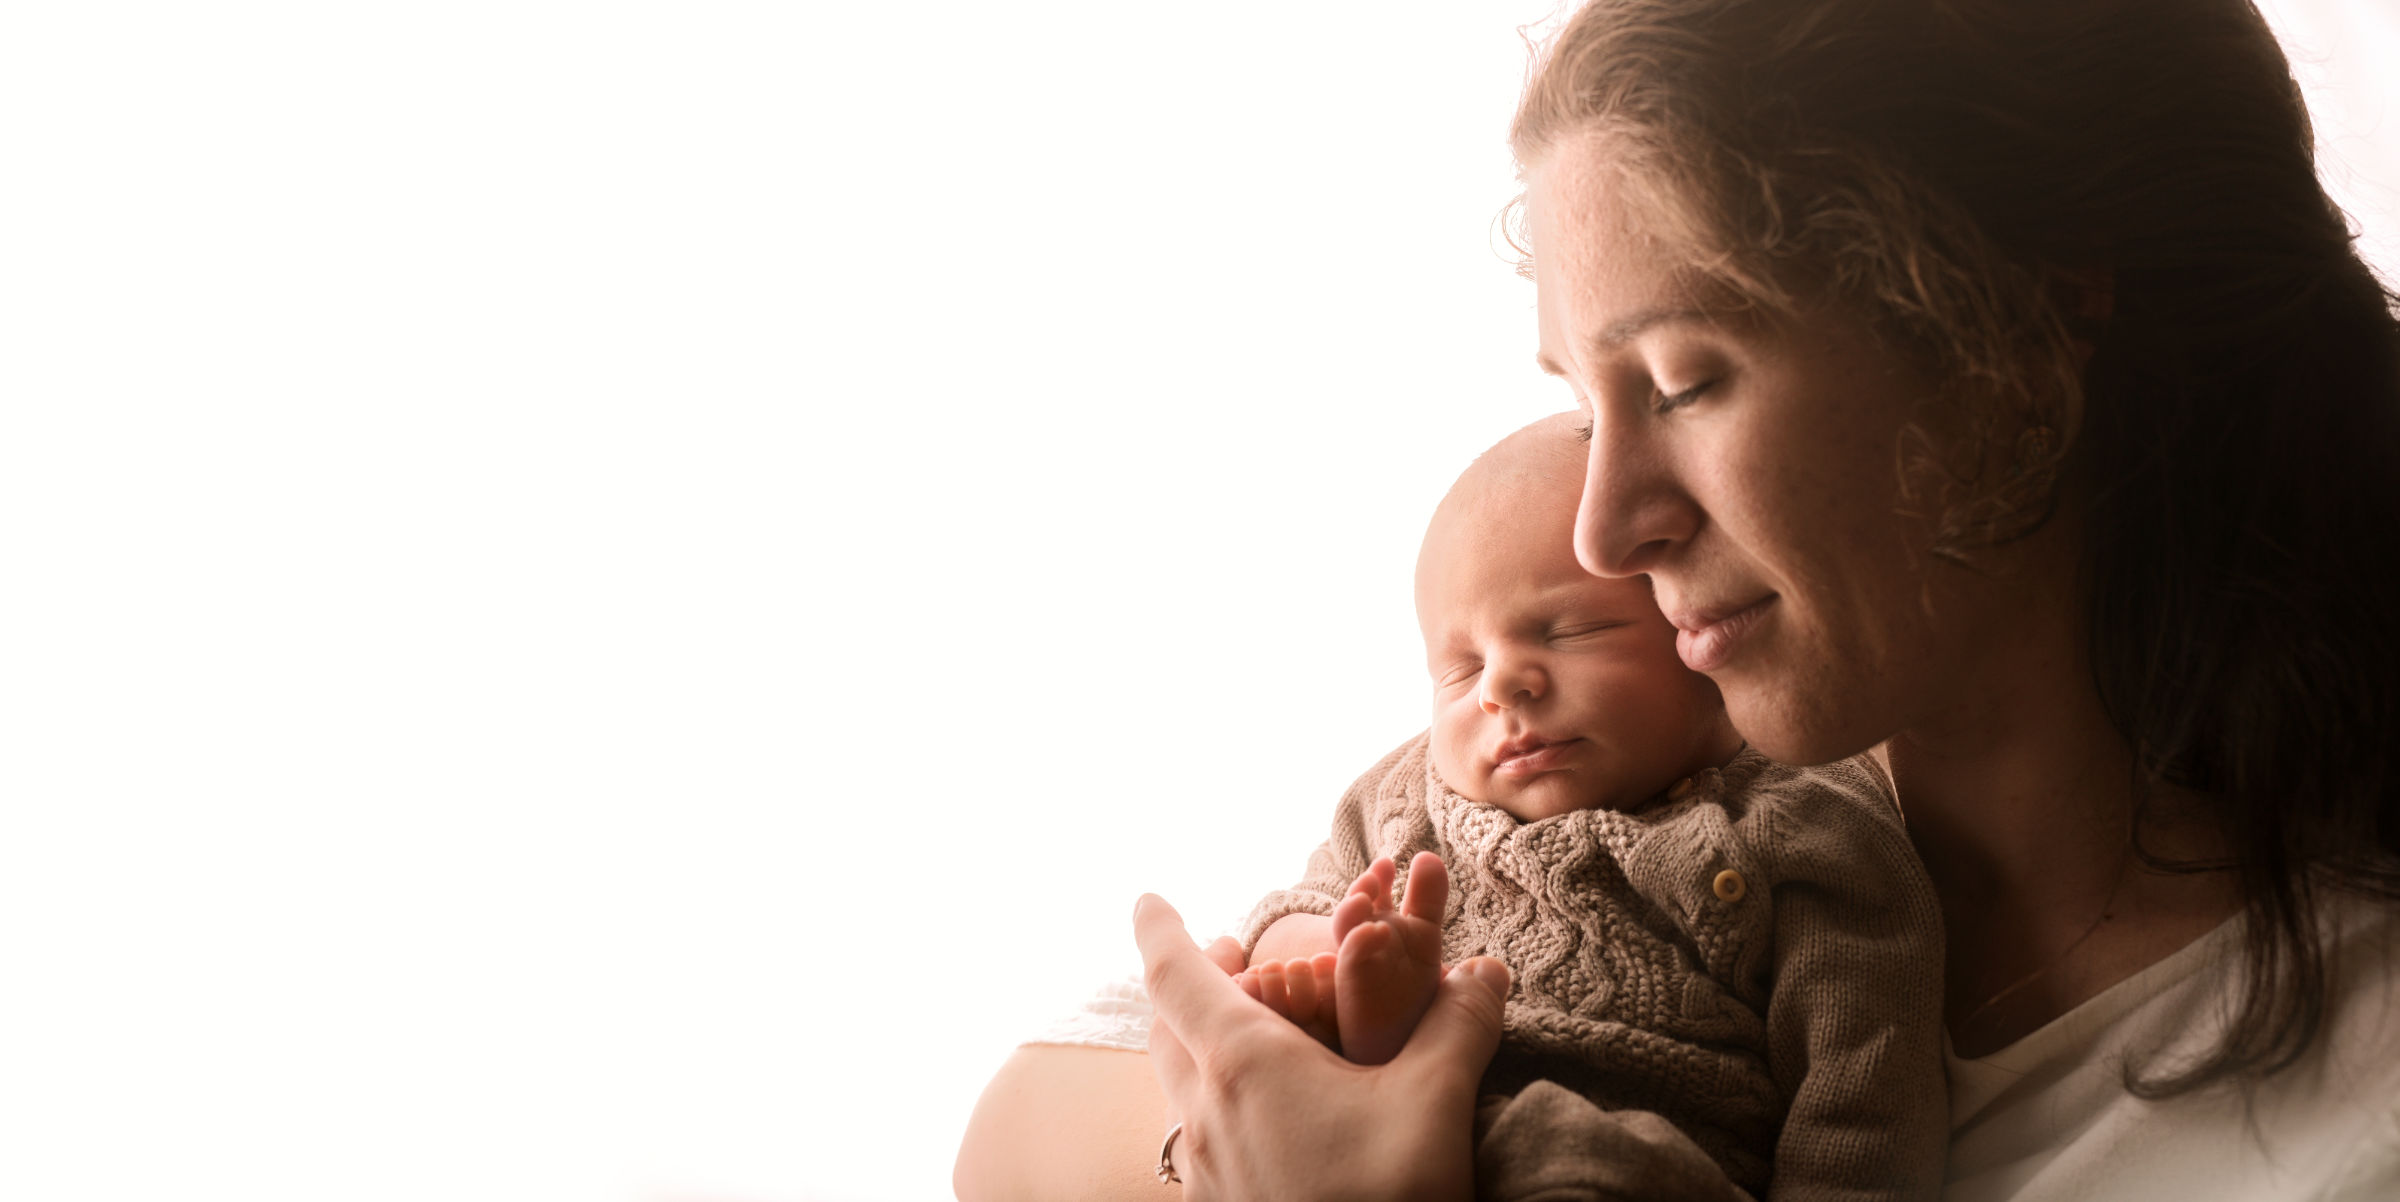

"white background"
[1, 3, 2391, 1200]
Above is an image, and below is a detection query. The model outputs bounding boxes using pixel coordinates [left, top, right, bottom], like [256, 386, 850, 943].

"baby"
[1233, 413, 1946, 1201]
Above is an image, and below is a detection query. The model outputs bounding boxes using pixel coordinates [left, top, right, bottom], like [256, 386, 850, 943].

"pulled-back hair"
[1512, 0, 2400, 1095]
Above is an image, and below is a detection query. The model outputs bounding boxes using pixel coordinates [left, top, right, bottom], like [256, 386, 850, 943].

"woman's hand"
[1134, 889, 1511, 1202]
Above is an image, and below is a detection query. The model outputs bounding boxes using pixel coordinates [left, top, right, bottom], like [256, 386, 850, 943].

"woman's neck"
[1881, 553, 2239, 1056]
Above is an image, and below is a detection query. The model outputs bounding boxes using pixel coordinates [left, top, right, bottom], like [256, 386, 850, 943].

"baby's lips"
[1491, 733, 1562, 762]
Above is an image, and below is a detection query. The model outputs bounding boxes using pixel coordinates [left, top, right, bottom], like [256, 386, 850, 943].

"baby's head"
[1419, 413, 1742, 821]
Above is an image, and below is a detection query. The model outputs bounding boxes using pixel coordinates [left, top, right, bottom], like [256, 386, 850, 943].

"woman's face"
[1526, 135, 1992, 766]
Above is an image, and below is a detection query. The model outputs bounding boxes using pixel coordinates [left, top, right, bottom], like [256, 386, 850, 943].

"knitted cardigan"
[1238, 734, 1947, 1202]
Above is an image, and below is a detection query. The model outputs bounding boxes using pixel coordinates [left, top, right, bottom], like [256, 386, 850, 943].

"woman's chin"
[1724, 692, 1884, 769]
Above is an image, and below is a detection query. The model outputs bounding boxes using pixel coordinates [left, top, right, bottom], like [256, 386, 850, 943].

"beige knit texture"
[1240, 734, 1947, 1201]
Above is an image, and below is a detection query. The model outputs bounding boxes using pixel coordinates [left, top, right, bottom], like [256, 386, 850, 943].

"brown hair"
[1511, 0, 2400, 1094]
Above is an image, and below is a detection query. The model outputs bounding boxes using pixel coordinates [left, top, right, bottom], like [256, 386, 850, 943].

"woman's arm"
[954, 936, 1246, 1200]
[953, 1044, 1170, 1202]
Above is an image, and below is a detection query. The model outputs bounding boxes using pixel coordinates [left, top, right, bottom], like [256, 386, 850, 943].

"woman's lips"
[1493, 738, 1582, 779]
[1674, 596, 1776, 673]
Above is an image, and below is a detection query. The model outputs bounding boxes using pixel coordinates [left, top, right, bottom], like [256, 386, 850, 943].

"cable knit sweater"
[1238, 733, 1947, 1202]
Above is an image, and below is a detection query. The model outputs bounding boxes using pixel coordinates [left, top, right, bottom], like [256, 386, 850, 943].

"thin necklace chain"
[1957, 861, 2131, 1035]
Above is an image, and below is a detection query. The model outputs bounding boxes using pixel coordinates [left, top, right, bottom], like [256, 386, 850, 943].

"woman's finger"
[1396, 955, 1511, 1086]
[1146, 1002, 1195, 1119]
[1134, 893, 1256, 1053]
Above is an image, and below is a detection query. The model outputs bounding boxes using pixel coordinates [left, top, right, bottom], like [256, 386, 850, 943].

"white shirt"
[1946, 892, 2400, 1201]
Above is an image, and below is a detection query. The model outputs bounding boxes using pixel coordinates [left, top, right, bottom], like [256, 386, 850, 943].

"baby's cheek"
[1428, 703, 1478, 791]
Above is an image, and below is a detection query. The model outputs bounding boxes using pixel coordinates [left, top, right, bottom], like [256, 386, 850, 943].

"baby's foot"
[1328, 852, 1449, 1066]
[1234, 952, 1342, 1049]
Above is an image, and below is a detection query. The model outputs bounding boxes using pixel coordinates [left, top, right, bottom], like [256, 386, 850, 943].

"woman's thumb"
[1401, 957, 1511, 1070]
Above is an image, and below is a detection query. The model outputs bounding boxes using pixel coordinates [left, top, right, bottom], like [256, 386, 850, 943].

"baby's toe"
[1279, 956, 1321, 1022]
[1330, 889, 1380, 944]
[1252, 959, 1293, 1017]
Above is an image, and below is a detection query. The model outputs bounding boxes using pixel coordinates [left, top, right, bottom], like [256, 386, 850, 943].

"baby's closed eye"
[1548, 621, 1630, 642]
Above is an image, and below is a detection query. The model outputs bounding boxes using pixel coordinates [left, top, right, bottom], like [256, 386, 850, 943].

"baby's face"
[1418, 483, 1738, 821]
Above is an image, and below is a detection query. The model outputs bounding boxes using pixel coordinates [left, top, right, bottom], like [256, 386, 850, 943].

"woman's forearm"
[953, 1044, 1170, 1202]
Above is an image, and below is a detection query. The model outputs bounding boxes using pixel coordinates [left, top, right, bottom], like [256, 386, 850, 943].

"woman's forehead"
[1529, 170, 1721, 367]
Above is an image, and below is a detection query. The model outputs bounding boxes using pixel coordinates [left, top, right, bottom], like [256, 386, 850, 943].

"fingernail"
[1468, 959, 1511, 993]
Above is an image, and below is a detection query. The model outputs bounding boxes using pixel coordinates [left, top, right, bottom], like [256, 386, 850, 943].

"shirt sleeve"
[1021, 973, 1153, 1052]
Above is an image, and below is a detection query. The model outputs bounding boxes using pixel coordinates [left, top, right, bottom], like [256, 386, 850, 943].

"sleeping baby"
[1233, 412, 1947, 1201]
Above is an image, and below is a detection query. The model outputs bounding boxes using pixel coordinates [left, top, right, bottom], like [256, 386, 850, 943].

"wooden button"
[1668, 777, 1698, 801]
[1712, 869, 1747, 903]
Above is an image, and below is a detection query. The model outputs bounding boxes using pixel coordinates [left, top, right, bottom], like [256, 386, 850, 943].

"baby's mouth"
[1492, 736, 1581, 777]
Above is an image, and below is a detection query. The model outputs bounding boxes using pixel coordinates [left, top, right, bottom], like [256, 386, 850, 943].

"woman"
[957, 0, 2400, 1197]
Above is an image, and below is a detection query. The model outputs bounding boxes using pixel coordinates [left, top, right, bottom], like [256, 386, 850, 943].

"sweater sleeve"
[1755, 759, 1949, 1202]
[1233, 733, 1429, 952]
[1474, 1082, 1758, 1202]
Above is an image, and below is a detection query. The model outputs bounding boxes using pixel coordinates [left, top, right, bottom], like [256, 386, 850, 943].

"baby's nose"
[1478, 662, 1543, 713]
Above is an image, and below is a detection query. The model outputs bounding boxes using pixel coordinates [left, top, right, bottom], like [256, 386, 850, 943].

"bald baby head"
[1414, 412, 1738, 820]
[1416, 410, 1591, 607]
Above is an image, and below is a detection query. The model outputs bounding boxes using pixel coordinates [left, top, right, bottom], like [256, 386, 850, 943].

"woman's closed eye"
[1652, 381, 1711, 414]
[1570, 382, 1713, 442]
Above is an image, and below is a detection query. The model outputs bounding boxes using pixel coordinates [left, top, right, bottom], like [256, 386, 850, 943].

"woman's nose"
[1479, 656, 1546, 713]
[1575, 411, 1698, 577]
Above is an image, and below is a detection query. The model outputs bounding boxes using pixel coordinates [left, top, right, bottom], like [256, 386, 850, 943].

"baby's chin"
[1435, 743, 1618, 821]
[1481, 773, 1617, 822]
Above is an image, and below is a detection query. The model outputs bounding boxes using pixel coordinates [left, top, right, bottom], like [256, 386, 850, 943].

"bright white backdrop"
[0, 3, 2390, 1201]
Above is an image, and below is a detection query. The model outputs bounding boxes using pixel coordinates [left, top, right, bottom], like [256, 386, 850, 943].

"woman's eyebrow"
[1535, 307, 1716, 377]
[1591, 307, 1713, 350]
